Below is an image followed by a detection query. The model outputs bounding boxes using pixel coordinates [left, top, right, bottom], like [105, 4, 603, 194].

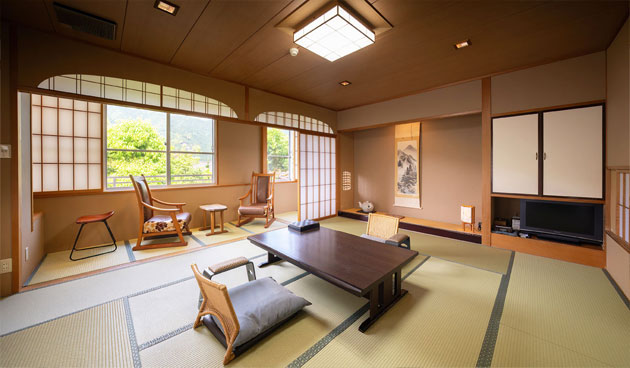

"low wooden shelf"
[339, 208, 481, 244]
[490, 232, 605, 268]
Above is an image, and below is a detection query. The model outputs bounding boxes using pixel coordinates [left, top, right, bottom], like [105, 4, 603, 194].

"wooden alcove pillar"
[481, 78, 492, 245]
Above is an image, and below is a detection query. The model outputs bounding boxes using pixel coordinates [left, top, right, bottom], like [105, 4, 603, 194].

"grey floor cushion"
[212, 277, 311, 347]
[360, 233, 387, 243]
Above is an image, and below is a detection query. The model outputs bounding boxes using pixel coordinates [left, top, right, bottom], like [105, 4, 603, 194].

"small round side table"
[200, 204, 228, 236]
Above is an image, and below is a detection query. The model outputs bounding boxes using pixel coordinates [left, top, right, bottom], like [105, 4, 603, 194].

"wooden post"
[481, 78, 492, 245]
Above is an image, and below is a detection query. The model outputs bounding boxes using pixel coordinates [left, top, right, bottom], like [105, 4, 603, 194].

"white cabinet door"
[543, 106, 603, 198]
[492, 113, 539, 195]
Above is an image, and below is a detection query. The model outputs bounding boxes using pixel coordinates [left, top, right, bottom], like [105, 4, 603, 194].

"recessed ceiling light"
[294, 3, 375, 62]
[339, 80, 351, 86]
[154, 0, 179, 15]
[454, 39, 471, 49]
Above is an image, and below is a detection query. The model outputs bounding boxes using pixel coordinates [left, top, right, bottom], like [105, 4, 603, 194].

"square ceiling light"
[294, 4, 375, 62]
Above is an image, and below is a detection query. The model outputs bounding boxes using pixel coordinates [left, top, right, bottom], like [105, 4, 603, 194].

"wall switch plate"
[0, 144, 10, 158]
[0, 259, 12, 274]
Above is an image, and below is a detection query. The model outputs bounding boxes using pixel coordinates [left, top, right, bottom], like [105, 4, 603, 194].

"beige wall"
[337, 80, 481, 131]
[491, 52, 606, 114]
[606, 235, 630, 298]
[606, 19, 629, 167]
[337, 132, 354, 210]
[353, 114, 482, 225]
[34, 120, 298, 253]
[1, 23, 14, 296]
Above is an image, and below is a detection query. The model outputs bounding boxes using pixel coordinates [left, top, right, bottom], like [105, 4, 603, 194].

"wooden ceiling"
[2, 0, 628, 110]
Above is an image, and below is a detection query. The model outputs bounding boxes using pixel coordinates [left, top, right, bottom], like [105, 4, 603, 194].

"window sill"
[33, 183, 251, 198]
[276, 180, 298, 184]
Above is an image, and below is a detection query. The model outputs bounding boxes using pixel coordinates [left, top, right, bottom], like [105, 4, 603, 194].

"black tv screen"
[520, 200, 603, 243]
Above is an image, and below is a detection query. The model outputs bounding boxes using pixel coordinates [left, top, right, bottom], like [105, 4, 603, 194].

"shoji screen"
[31, 94, 102, 192]
[299, 134, 336, 220]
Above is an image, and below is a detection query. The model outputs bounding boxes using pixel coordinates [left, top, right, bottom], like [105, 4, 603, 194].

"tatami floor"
[2, 216, 629, 367]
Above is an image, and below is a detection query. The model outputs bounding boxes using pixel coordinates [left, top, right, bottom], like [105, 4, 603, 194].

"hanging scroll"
[394, 122, 421, 208]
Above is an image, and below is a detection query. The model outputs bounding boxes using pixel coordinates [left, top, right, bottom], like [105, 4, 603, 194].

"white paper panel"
[42, 107, 58, 135]
[31, 106, 41, 134]
[105, 85, 123, 100]
[74, 138, 87, 163]
[59, 164, 74, 190]
[74, 100, 88, 111]
[32, 164, 42, 192]
[88, 102, 101, 112]
[146, 93, 160, 107]
[163, 96, 176, 109]
[89, 164, 101, 189]
[59, 109, 73, 136]
[625, 173, 629, 207]
[81, 80, 101, 97]
[74, 111, 88, 137]
[32, 136, 41, 163]
[59, 137, 73, 163]
[178, 98, 192, 111]
[88, 138, 101, 163]
[32, 94, 41, 105]
[127, 89, 143, 104]
[42, 164, 58, 192]
[42, 136, 58, 163]
[59, 98, 73, 109]
[42, 95, 57, 107]
[74, 164, 88, 190]
[88, 113, 101, 138]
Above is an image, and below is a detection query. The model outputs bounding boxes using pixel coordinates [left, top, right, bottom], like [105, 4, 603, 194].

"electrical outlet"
[0, 144, 10, 159]
[25, 247, 29, 261]
[0, 259, 12, 274]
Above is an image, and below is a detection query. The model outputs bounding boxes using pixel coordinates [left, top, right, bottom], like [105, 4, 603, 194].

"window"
[31, 94, 102, 193]
[266, 128, 297, 181]
[255, 111, 333, 134]
[615, 170, 629, 244]
[105, 104, 215, 189]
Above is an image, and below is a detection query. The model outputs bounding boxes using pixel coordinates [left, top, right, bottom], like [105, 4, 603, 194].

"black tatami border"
[476, 251, 516, 368]
[602, 269, 630, 310]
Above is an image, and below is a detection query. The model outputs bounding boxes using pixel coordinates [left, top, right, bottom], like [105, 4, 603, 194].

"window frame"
[264, 127, 298, 182]
[612, 170, 630, 245]
[103, 104, 217, 190]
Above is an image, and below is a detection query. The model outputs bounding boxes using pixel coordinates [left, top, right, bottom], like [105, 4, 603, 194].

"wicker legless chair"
[191, 264, 240, 365]
[363, 213, 411, 249]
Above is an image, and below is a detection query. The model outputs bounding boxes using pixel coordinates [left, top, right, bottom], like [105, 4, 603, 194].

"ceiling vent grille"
[53, 2, 117, 40]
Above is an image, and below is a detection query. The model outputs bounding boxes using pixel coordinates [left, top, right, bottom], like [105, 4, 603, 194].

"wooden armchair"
[362, 213, 411, 249]
[236, 172, 275, 228]
[130, 175, 192, 251]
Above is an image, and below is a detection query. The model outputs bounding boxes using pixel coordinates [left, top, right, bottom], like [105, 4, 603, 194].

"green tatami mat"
[495, 253, 630, 367]
[303, 257, 502, 368]
[0, 300, 134, 367]
[320, 216, 512, 274]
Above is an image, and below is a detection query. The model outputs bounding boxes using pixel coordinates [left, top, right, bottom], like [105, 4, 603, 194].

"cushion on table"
[206, 277, 311, 347]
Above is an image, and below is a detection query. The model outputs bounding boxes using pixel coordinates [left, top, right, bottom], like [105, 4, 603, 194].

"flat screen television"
[520, 199, 603, 244]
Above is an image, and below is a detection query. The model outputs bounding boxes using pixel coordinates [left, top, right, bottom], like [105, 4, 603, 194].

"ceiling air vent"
[53, 2, 117, 40]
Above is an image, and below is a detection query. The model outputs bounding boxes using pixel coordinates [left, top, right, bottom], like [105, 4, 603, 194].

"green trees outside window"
[267, 127, 295, 181]
[106, 105, 215, 188]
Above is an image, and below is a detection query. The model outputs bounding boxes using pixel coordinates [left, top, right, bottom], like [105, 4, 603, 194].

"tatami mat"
[320, 216, 512, 274]
[303, 257, 502, 368]
[140, 274, 366, 367]
[276, 211, 298, 223]
[231, 218, 287, 234]
[0, 299, 133, 367]
[496, 253, 630, 367]
[27, 243, 130, 285]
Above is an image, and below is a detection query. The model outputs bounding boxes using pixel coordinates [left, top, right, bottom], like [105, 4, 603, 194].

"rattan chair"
[130, 175, 192, 251]
[363, 213, 411, 249]
[236, 172, 275, 228]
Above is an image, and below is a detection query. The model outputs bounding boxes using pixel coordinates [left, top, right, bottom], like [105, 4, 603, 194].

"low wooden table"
[247, 227, 418, 332]
[200, 204, 228, 236]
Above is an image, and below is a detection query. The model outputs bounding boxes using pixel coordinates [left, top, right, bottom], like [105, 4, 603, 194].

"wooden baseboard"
[491, 233, 605, 268]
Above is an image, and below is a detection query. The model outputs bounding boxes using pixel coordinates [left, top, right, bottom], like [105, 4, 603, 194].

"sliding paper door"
[299, 134, 336, 220]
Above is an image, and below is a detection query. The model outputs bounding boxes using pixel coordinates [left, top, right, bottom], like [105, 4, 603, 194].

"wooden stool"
[70, 211, 117, 261]
[200, 204, 228, 236]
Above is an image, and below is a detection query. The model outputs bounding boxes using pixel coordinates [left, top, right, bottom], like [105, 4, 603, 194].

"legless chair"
[361, 213, 411, 249]
[237, 172, 275, 228]
[192, 261, 310, 365]
[130, 175, 192, 251]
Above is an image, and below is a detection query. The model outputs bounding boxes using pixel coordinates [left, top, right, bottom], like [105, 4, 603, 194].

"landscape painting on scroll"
[395, 138, 419, 197]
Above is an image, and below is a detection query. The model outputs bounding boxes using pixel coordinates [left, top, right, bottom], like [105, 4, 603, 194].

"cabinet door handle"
[543, 152, 547, 160]
[536, 152, 538, 160]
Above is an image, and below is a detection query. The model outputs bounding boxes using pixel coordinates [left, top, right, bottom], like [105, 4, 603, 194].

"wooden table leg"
[220, 210, 224, 233]
[202, 210, 207, 230]
[258, 252, 282, 267]
[210, 211, 215, 235]
[359, 268, 407, 333]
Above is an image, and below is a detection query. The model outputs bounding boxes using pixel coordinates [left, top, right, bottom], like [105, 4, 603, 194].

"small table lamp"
[461, 205, 475, 232]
